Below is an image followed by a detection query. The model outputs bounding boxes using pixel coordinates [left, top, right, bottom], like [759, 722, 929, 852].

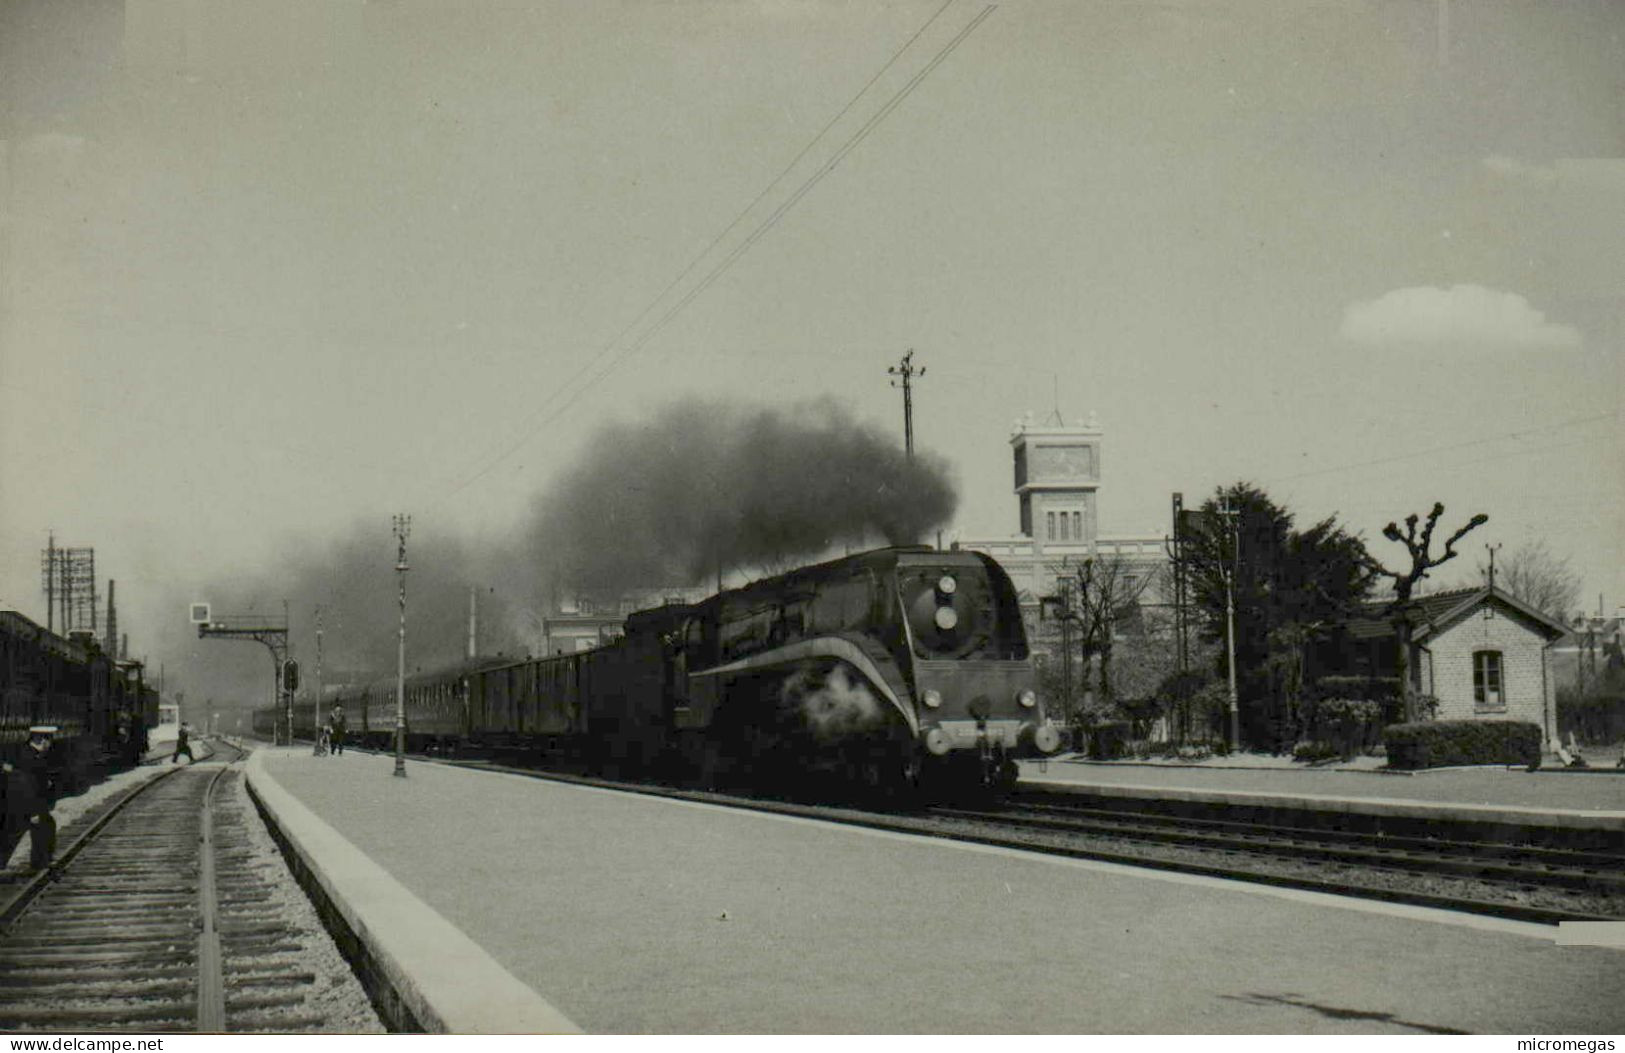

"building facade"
[952, 413, 1165, 619]
[1329, 586, 1568, 744]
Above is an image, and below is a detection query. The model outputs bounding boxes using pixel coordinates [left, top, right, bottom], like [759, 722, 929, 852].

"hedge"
[1383, 719, 1542, 770]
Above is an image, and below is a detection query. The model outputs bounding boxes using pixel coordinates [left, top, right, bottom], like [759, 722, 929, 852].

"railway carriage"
[1, 609, 153, 787]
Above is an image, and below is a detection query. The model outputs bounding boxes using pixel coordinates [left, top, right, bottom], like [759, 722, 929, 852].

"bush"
[1292, 740, 1339, 763]
[1087, 721, 1134, 759]
[1383, 719, 1542, 770]
[1557, 685, 1625, 745]
[1311, 676, 1400, 702]
[1301, 697, 1383, 759]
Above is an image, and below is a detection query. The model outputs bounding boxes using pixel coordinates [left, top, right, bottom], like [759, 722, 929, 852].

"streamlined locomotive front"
[892, 551, 1061, 779]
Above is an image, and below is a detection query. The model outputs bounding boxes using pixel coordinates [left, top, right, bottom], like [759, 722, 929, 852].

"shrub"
[1292, 740, 1339, 763]
[1383, 719, 1542, 770]
[1088, 721, 1134, 760]
[1301, 697, 1383, 759]
[1311, 676, 1400, 702]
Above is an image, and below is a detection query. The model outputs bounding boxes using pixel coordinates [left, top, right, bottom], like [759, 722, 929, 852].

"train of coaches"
[257, 546, 1063, 794]
[0, 610, 157, 797]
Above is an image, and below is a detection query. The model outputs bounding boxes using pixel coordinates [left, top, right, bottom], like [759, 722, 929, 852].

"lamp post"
[313, 606, 324, 756]
[392, 514, 411, 778]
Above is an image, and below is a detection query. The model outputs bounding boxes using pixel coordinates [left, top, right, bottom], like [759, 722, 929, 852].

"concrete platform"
[1022, 758, 1625, 831]
[247, 748, 1625, 1034]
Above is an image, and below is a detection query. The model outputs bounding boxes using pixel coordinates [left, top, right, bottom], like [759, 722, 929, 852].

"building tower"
[1011, 413, 1101, 591]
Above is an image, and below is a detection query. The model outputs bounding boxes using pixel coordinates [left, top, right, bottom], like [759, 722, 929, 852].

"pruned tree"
[1364, 503, 1489, 721]
[1479, 539, 1582, 621]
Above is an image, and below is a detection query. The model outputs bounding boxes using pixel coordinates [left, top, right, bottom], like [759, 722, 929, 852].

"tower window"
[1046, 512, 1056, 540]
[1059, 513, 1070, 541]
[1073, 511, 1082, 540]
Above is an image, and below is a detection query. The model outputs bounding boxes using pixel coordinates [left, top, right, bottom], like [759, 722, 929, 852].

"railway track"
[925, 795, 1625, 924]
[422, 754, 1624, 926]
[0, 743, 368, 1033]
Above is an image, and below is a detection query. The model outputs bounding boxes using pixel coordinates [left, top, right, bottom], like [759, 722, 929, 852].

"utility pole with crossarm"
[888, 350, 924, 461]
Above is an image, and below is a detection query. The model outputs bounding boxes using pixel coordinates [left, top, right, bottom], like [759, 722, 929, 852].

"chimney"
[467, 585, 478, 660]
[105, 579, 118, 658]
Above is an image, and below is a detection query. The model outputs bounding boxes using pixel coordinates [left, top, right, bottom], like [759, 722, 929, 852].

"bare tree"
[1479, 539, 1582, 621]
[1364, 504, 1488, 721]
[1042, 554, 1161, 715]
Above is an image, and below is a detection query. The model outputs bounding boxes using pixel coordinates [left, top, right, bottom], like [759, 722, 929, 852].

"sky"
[2, 0, 1621, 721]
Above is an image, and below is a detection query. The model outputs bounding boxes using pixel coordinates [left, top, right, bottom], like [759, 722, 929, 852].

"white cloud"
[1338, 284, 1583, 351]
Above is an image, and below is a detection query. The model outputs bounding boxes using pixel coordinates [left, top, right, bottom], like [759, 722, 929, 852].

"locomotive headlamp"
[1017, 689, 1037, 708]
[1035, 723, 1061, 754]
[937, 574, 957, 595]
[934, 606, 959, 631]
[923, 688, 943, 709]
[924, 726, 951, 756]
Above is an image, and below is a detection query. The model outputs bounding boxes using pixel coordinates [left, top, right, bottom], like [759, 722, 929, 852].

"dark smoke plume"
[536, 398, 957, 593]
[167, 397, 955, 724]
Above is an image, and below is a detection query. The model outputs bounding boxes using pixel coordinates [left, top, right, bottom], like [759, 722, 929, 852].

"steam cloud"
[782, 662, 890, 741]
[537, 398, 957, 594]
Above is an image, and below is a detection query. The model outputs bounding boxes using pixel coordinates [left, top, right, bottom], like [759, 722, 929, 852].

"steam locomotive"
[1, 609, 156, 790]
[280, 546, 1060, 794]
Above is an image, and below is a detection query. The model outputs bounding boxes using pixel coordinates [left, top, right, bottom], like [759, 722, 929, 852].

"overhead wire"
[1266, 411, 1614, 484]
[426, 3, 998, 508]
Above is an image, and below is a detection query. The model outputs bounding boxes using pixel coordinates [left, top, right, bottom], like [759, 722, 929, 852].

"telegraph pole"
[888, 350, 924, 461]
[1485, 542, 1501, 591]
[45, 532, 55, 634]
[392, 514, 411, 778]
[1217, 497, 1241, 752]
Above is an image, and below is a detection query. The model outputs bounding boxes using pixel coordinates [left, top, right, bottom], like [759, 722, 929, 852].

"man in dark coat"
[329, 704, 348, 756]
[8, 728, 60, 871]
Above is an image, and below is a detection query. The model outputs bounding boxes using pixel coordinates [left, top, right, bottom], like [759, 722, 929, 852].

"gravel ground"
[224, 767, 386, 1033]
[1024, 758, 1625, 812]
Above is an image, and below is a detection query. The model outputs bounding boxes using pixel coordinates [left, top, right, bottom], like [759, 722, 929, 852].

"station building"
[1326, 586, 1569, 744]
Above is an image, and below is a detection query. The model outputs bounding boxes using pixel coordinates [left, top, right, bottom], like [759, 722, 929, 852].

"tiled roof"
[1339, 585, 1569, 642]
[1342, 587, 1481, 640]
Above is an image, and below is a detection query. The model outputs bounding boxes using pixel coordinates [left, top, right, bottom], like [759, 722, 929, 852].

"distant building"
[1550, 607, 1624, 697]
[1321, 586, 1570, 744]
[539, 586, 708, 656]
[952, 412, 1165, 630]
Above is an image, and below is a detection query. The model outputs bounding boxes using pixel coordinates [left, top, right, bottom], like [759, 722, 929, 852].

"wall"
[1424, 605, 1554, 742]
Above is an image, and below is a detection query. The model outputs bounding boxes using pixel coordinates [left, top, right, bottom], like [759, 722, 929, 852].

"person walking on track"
[172, 721, 195, 764]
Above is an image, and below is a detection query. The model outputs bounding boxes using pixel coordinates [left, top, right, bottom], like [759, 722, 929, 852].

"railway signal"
[283, 659, 300, 694]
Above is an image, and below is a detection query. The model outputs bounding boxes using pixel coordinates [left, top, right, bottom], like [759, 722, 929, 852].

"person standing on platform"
[172, 721, 195, 764]
[329, 704, 347, 756]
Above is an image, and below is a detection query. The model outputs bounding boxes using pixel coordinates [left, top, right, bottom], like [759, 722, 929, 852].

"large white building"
[952, 413, 1166, 615]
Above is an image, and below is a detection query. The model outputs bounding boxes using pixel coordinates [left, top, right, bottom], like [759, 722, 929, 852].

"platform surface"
[1022, 757, 1625, 815]
[253, 749, 1625, 1034]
